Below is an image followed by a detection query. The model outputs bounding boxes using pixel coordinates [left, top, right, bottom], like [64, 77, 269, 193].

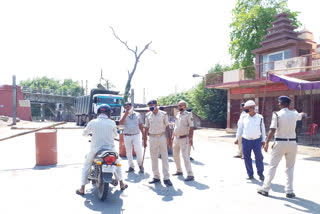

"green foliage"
[157, 92, 193, 108]
[229, 0, 301, 77]
[20, 77, 83, 96]
[157, 64, 229, 126]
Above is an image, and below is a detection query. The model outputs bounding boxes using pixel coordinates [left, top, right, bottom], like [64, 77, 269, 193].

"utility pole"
[131, 88, 134, 107]
[12, 75, 17, 125]
[86, 80, 88, 96]
[81, 80, 84, 95]
[143, 88, 146, 104]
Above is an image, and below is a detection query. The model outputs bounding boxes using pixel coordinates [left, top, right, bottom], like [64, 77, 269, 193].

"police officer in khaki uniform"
[172, 100, 194, 181]
[144, 99, 173, 186]
[258, 96, 305, 198]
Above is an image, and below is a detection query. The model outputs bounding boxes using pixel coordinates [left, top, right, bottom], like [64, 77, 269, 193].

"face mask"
[149, 106, 155, 111]
[244, 109, 249, 113]
[179, 108, 184, 111]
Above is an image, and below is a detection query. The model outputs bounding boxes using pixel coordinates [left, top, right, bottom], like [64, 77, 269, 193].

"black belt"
[124, 133, 139, 136]
[275, 138, 296, 141]
[176, 135, 188, 139]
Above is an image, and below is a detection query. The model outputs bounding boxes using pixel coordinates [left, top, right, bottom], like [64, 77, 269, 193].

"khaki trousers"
[261, 141, 297, 194]
[173, 137, 193, 176]
[149, 135, 170, 180]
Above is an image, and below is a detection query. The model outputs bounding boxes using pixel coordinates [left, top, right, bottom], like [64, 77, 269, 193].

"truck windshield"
[98, 97, 122, 105]
[111, 106, 121, 116]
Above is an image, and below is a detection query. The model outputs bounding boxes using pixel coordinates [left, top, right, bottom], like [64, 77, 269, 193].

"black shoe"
[184, 176, 194, 181]
[126, 167, 134, 173]
[139, 166, 144, 173]
[286, 193, 296, 198]
[233, 155, 241, 158]
[259, 175, 265, 181]
[247, 176, 254, 180]
[190, 157, 194, 161]
[172, 172, 183, 176]
[149, 178, 160, 184]
[257, 190, 269, 197]
[164, 179, 173, 186]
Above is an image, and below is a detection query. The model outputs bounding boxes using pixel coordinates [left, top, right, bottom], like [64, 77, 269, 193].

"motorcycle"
[87, 149, 121, 201]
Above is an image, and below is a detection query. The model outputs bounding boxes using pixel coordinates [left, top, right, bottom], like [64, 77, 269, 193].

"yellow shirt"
[145, 110, 169, 135]
[173, 111, 194, 136]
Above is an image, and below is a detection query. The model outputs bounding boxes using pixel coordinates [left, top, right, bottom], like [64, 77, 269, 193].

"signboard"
[19, 100, 31, 107]
[231, 87, 255, 95]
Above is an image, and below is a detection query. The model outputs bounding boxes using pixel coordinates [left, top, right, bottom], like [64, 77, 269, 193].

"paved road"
[0, 125, 319, 214]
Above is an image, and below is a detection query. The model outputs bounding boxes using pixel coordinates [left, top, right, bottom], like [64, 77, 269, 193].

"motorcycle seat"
[95, 149, 118, 158]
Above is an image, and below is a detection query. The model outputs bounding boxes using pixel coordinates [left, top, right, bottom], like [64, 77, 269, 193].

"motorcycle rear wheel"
[96, 174, 109, 201]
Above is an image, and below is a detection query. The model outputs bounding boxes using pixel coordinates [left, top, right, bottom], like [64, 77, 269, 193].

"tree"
[110, 27, 156, 102]
[229, 0, 300, 77]
[157, 92, 193, 108]
[20, 77, 83, 96]
[190, 65, 230, 126]
[157, 64, 230, 127]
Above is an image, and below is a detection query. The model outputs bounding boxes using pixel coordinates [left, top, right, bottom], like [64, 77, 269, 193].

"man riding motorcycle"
[76, 104, 128, 195]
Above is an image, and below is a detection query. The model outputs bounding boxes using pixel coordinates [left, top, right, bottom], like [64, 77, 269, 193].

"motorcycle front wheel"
[96, 172, 109, 201]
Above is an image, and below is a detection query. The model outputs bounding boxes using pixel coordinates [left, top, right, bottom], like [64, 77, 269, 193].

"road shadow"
[247, 179, 286, 194]
[208, 135, 235, 139]
[145, 183, 183, 201]
[252, 160, 269, 166]
[125, 171, 150, 183]
[82, 188, 125, 214]
[181, 178, 210, 190]
[246, 178, 263, 186]
[0, 163, 82, 172]
[302, 156, 320, 162]
[269, 195, 320, 213]
[190, 159, 205, 166]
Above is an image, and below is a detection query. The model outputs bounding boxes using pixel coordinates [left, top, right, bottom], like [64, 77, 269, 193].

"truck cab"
[93, 94, 124, 121]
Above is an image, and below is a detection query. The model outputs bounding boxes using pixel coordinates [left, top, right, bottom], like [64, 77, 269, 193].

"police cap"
[278, 96, 291, 104]
[147, 99, 157, 105]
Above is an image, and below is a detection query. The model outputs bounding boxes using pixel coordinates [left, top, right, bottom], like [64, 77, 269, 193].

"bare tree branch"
[109, 26, 156, 102]
[109, 26, 135, 54]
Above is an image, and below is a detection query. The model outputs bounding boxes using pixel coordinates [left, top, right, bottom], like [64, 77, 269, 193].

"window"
[97, 97, 122, 105]
[261, 49, 292, 77]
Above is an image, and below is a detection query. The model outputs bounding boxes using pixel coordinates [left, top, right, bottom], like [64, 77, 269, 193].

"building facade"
[205, 13, 320, 137]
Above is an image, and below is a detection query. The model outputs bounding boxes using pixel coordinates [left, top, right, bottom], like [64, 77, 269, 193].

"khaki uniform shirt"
[145, 110, 169, 134]
[270, 108, 303, 138]
[173, 111, 194, 136]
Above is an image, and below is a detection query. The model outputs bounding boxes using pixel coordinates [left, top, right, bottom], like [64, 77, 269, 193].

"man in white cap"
[234, 100, 266, 181]
[258, 96, 305, 198]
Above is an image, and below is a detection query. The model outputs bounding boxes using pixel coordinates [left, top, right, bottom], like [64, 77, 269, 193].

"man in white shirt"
[258, 96, 305, 198]
[76, 105, 127, 195]
[235, 100, 266, 181]
[119, 102, 145, 173]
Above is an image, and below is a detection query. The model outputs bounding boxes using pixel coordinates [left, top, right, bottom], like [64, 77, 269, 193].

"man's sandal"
[120, 184, 128, 190]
